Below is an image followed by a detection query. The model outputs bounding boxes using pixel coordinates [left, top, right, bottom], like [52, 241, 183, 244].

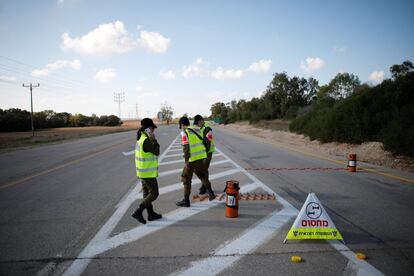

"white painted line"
[159, 159, 183, 166]
[328, 240, 384, 276]
[158, 160, 232, 177]
[170, 149, 297, 276]
[168, 148, 183, 152]
[75, 182, 260, 259]
[158, 154, 225, 166]
[122, 150, 134, 156]
[159, 153, 222, 166]
[164, 153, 183, 158]
[63, 134, 181, 276]
[213, 148, 384, 276]
[62, 143, 240, 276]
[173, 206, 295, 276]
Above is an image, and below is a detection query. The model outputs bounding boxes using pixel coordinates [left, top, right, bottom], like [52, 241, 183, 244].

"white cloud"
[182, 58, 208, 78]
[31, 69, 50, 77]
[61, 21, 170, 56]
[139, 31, 170, 54]
[368, 70, 384, 85]
[300, 57, 325, 73]
[31, 59, 81, 77]
[135, 86, 143, 91]
[0, 75, 17, 82]
[333, 45, 346, 53]
[211, 67, 244, 80]
[95, 68, 116, 83]
[57, 0, 64, 5]
[159, 70, 176, 80]
[248, 59, 272, 73]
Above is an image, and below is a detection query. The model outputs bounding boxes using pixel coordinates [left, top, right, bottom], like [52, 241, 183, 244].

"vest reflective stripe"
[137, 167, 158, 173]
[190, 142, 203, 148]
[135, 157, 158, 162]
[135, 134, 158, 178]
[185, 126, 207, 162]
[201, 122, 215, 154]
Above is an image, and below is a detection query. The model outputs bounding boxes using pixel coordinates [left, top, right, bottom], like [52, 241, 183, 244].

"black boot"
[147, 204, 162, 221]
[199, 185, 207, 195]
[208, 188, 216, 201]
[132, 204, 147, 224]
[176, 195, 190, 207]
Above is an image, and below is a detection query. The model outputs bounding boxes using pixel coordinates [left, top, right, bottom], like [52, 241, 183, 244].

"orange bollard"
[225, 180, 240, 218]
[348, 153, 357, 172]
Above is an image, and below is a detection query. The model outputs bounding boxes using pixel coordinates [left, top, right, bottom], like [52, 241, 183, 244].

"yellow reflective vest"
[201, 122, 215, 154]
[185, 126, 207, 162]
[135, 134, 158, 178]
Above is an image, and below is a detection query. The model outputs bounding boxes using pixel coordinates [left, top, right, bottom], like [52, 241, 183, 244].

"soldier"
[132, 118, 162, 224]
[176, 116, 216, 207]
[193, 115, 215, 195]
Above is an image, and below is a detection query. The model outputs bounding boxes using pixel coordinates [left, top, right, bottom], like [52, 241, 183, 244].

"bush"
[0, 109, 122, 131]
[290, 72, 414, 157]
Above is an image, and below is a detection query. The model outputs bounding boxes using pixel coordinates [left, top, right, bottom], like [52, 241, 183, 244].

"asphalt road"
[0, 125, 413, 276]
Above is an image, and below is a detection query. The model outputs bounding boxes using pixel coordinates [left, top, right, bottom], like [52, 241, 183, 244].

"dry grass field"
[0, 120, 142, 151]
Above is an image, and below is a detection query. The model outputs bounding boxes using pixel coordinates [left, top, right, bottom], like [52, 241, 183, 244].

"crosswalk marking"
[63, 134, 384, 276]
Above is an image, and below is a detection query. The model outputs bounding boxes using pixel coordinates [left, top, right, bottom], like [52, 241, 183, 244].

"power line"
[0, 63, 87, 90]
[0, 55, 90, 87]
[114, 92, 125, 119]
[22, 83, 40, 137]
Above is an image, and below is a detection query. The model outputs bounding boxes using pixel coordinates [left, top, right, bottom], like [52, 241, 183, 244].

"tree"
[328, 73, 360, 99]
[160, 103, 174, 124]
[210, 102, 228, 123]
[390, 60, 413, 79]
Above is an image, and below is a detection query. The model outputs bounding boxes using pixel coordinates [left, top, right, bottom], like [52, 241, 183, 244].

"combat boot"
[208, 188, 216, 201]
[147, 204, 162, 221]
[176, 195, 190, 207]
[132, 204, 147, 224]
[199, 185, 207, 195]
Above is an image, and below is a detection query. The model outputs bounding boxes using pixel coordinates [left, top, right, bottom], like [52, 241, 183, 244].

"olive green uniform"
[181, 127, 212, 197]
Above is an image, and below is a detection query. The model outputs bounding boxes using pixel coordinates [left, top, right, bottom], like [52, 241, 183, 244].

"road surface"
[0, 125, 413, 275]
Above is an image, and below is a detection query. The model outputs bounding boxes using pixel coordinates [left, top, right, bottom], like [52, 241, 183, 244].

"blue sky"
[0, 0, 413, 118]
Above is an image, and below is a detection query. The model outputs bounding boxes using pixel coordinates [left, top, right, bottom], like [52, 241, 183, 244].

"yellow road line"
[220, 127, 414, 185]
[0, 139, 132, 191]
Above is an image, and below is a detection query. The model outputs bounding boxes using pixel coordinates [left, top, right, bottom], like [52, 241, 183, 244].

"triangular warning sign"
[284, 193, 344, 242]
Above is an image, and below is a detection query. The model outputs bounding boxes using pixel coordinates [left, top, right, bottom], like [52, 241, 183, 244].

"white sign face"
[285, 193, 343, 241]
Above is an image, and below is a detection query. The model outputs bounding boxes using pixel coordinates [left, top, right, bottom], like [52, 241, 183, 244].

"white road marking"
[168, 148, 183, 152]
[122, 150, 134, 156]
[164, 153, 184, 158]
[159, 153, 222, 166]
[63, 135, 181, 276]
[329, 240, 385, 276]
[158, 160, 231, 176]
[171, 148, 297, 275]
[204, 148, 384, 276]
[79, 182, 260, 260]
[62, 136, 241, 276]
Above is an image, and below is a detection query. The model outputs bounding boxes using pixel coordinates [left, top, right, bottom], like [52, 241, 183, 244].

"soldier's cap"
[179, 116, 190, 129]
[141, 118, 157, 129]
[193, 114, 204, 125]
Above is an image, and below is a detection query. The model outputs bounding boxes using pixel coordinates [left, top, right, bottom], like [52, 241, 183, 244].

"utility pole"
[113, 92, 125, 119]
[22, 83, 40, 137]
[135, 103, 139, 119]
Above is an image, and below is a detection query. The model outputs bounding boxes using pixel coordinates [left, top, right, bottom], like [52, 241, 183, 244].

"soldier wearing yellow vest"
[176, 116, 216, 207]
[132, 118, 162, 224]
[194, 115, 215, 195]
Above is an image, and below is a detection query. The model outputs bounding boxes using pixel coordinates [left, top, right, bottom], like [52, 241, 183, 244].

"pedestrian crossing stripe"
[284, 193, 343, 241]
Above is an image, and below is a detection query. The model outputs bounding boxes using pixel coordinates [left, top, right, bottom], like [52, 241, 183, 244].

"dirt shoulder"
[217, 121, 414, 173]
[0, 120, 141, 152]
